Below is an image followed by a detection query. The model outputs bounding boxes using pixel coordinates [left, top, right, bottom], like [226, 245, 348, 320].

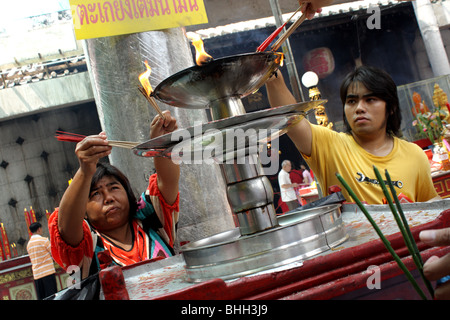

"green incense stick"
[383, 169, 422, 263]
[335, 172, 427, 300]
[372, 166, 418, 260]
[383, 169, 434, 298]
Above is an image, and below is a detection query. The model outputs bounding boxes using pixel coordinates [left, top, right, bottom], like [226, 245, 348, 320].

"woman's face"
[86, 175, 130, 233]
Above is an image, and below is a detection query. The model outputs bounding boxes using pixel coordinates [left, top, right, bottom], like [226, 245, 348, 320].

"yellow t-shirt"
[302, 124, 438, 204]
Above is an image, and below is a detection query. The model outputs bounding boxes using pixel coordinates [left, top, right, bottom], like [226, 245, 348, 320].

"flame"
[276, 52, 285, 67]
[186, 32, 213, 66]
[139, 60, 153, 96]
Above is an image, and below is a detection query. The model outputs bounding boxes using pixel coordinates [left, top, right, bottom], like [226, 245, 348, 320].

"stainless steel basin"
[181, 204, 348, 282]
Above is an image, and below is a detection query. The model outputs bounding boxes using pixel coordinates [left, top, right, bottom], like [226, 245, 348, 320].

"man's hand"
[299, 0, 334, 19]
[420, 228, 450, 300]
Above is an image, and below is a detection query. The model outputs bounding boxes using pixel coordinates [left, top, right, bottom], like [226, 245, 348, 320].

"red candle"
[24, 208, 32, 237]
[0, 236, 4, 261]
[1, 223, 11, 260]
[30, 206, 37, 223]
[11, 243, 18, 258]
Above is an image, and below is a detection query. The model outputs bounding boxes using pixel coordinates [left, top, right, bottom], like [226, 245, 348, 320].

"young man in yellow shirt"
[266, 66, 439, 204]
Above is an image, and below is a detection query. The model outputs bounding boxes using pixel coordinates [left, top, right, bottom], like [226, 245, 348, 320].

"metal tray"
[133, 112, 303, 160]
[170, 113, 302, 162]
[133, 100, 324, 154]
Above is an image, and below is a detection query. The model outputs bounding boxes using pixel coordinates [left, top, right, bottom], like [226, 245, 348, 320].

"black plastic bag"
[46, 273, 100, 300]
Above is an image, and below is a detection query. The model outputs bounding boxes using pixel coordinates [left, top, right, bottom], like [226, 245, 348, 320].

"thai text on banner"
[69, 0, 208, 40]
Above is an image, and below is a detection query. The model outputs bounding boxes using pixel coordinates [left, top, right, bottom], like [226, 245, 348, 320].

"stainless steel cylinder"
[209, 96, 246, 120]
[220, 154, 278, 236]
[235, 205, 278, 235]
[226, 176, 274, 212]
[220, 154, 264, 184]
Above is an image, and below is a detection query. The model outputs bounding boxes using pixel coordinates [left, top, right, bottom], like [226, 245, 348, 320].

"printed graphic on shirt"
[355, 172, 403, 188]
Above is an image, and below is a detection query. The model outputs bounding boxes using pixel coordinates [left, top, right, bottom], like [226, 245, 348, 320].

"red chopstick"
[256, 24, 286, 52]
[256, 6, 303, 52]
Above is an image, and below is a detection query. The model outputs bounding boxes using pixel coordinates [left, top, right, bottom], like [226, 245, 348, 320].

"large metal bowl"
[152, 52, 284, 109]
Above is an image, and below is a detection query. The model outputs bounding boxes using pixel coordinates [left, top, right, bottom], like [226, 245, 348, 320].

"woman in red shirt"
[49, 111, 180, 279]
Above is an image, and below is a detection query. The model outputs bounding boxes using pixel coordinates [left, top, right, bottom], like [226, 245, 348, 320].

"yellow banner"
[70, 0, 208, 40]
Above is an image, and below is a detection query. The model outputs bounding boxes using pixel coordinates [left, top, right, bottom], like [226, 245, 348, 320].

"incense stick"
[270, 9, 307, 52]
[106, 141, 140, 149]
[382, 168, 434, 298]
[138, 86, 165, 119]
[335, 171, 428, 300]
[256, 6, 303, 52]
[55, 131, 139, 149]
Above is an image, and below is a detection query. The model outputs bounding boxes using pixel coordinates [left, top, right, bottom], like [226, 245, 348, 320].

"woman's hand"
[150, 110, 180, 205]
[150, 110, 178, 139]
[59, 131, 111, 246]
[75, 131, 112, 177]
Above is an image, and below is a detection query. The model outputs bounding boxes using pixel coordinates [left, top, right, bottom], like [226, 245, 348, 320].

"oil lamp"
[301, 71, 321, 100]
[302, 71, 332, 129]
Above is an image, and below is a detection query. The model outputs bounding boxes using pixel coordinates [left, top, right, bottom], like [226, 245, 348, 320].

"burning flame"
[186, 32, 213, 66]
[276, 52, 284, 67]
[139, 60, 153, 96]
[280, 55, 284, 67]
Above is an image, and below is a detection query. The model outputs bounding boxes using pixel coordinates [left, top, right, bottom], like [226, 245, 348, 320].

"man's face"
[283, 161, 292, 173]
[344, 82, 388, 138]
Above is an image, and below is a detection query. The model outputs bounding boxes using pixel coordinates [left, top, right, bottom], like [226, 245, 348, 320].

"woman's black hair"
[90, 162, 138, 217]
[339, 65, 402, 137]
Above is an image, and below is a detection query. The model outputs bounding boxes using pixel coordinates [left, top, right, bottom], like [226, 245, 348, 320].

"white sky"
[0, 0, 70, 24]
[0, 0, 75, 66]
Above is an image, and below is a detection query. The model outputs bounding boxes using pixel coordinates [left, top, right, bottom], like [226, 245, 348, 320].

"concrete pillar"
[83, 29, 234, 246]
[413, 0, 450, 76]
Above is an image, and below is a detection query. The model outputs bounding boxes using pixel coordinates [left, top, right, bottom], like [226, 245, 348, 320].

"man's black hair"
[340, 65, 402, 137]
[29, 222, 42, 234]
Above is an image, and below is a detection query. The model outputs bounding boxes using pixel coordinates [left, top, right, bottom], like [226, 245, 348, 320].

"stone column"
[83, 29, 234, 246]
[413, 0, 450, 77]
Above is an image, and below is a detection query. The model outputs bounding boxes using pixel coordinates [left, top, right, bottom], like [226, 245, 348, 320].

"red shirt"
[48, 174, 179, 277]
